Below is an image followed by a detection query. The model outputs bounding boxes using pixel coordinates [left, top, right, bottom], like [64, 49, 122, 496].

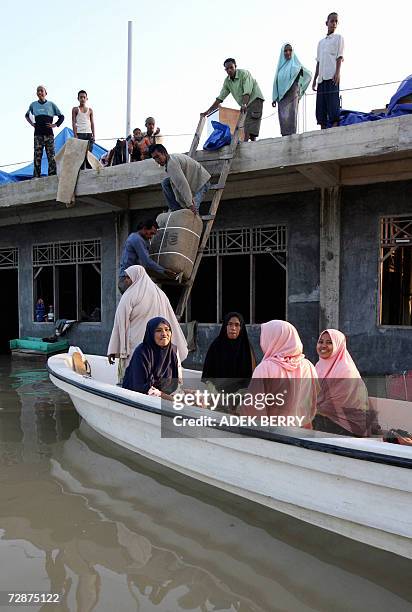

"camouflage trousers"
[33, 135, 56, 178]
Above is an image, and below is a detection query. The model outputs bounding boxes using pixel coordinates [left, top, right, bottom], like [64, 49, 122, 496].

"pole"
[126, 20, 132, 138]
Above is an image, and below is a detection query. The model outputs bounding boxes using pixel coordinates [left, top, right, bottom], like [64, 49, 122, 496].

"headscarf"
[107, 265, 188, 369]
[272, 43, 311, 103]
[242, 320, 318, 425]
[201, 312, 255, 392]
[315, 329, 371, 436]
[122, 317, 179, 395]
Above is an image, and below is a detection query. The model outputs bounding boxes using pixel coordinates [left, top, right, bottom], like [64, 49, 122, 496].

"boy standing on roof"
[312, 12, 344, 129]
[201, 58, 265, 142]
[139, 117, 162, 159]
[72, 90, 95, 152]
[25, 85, 64, 178]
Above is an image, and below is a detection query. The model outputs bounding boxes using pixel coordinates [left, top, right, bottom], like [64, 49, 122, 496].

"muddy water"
[0, 356, 411, 612]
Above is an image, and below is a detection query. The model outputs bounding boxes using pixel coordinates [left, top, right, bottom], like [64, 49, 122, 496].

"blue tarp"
[339, 75, 412, 126]
[10, 127, 107, 181]
[0, 169, 17, 184]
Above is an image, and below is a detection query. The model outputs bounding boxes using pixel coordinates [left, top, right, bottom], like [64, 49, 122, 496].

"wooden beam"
[0, 203, 106, 227]
[319, 186, 341, 331]
[297, 162, 340, 188]
[341, 157, 412, 186]
[88, 192, 130, 209]
[128, 172, 315, 210]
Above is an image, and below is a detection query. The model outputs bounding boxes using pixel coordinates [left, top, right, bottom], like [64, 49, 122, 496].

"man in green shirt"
[202, 58, 264, 142]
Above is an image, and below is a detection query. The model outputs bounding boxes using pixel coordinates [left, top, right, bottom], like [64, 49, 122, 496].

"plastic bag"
[203, 121, 231, 151]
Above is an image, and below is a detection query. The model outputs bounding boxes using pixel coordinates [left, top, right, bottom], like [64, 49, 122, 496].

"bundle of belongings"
[102, 139, 129, 166]
[339, 74, 412, 126]
[43, 319, 76, 343]
[149, 209, 203, 281]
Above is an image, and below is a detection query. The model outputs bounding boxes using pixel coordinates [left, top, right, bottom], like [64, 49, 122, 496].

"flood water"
[0, 356, 412, 612]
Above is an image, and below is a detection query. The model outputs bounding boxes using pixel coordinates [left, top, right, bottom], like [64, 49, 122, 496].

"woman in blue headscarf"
[272, 43, 311, 136]
[122, 317, 180, 398]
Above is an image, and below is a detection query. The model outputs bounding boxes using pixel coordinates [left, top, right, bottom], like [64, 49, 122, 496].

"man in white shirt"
[149, 144, 211, 215]
[312, 12, 344, 129]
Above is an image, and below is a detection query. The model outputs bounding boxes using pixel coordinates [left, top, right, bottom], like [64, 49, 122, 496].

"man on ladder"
[149, 144, 211, 215]
[148, 103, 245, 320]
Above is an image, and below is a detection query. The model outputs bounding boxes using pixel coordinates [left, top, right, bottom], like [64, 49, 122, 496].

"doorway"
[0, 269, 19, 353]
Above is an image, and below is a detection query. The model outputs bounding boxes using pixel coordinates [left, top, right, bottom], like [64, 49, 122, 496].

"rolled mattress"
[149, 210, 203, 280]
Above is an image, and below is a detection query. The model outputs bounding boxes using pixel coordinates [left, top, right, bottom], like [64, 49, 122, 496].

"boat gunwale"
[48, 364, 412, 470]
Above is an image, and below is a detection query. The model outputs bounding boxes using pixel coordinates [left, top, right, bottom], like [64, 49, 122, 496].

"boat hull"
[48, 354, 412, 560]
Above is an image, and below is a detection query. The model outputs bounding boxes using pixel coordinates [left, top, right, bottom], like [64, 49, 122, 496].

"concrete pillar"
[319, 186, 341, 331]
[115, 211, 130, 302]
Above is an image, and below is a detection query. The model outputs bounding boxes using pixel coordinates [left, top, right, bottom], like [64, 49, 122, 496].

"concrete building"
[1, 116, 412, 374]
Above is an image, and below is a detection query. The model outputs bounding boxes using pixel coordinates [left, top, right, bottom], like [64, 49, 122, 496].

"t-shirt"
[119, 232, 165, 277]
[316, 33, 344, 83]
[217, 69, 264, 106]
[26, 100, 64, 136]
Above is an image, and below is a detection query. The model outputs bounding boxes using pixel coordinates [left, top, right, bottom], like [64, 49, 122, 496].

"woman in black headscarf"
[202, 312, 256, 393]
[122, 317, 179, 398]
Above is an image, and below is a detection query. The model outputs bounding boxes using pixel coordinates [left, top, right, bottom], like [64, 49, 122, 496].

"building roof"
[1, 115, 412, 227]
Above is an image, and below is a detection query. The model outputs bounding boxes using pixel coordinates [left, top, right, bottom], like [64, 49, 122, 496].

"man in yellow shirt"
[202, 58, 264, 142]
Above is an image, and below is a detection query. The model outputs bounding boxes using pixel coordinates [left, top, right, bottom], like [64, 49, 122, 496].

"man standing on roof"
[312, 12, 344, 129]
[25, 85, 64, 178]
[201, 58, 265, 142]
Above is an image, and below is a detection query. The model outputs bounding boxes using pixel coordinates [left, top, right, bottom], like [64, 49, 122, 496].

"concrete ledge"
[1, 115, 412, 217]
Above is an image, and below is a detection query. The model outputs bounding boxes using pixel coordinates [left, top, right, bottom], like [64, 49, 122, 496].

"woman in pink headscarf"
[313, 329, 372, 437]
[242, 320, 318, 427]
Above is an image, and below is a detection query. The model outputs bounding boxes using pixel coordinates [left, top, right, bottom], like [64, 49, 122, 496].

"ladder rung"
[209, 183, 225, 191]
[200, 214, 215, 221]
[202, 153, 233, 162]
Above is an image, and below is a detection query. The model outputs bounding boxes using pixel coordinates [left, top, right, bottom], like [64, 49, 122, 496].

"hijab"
[201, 312, 255, 391]
[315, 329, 370, 436]
[107, 265, 188, 367]
[122, 317, 179, 395]
[243, 320, 318, 425]
[272, 43, 312, 103]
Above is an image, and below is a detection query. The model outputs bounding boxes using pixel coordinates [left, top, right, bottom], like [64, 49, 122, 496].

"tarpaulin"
[10, 127, 107, 181]
[339, 75, 412, 126]
[203, 121, 231, 150]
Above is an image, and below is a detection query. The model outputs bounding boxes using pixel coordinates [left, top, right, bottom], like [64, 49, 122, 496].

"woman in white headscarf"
[107, 265, 188, 381]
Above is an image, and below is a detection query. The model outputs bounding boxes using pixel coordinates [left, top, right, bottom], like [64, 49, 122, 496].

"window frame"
[187, 225, 288, 324]
[378, 215, 412, 329]
[32, 239, 102, 324]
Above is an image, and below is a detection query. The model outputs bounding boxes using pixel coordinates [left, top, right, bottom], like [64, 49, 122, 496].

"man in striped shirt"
[25, 85, 64, 178]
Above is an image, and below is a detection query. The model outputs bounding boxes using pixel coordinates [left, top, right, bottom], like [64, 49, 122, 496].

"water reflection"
[0, 356, 411, 612]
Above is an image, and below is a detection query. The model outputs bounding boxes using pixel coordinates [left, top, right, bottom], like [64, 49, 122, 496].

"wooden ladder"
[175, 111, 245, 321]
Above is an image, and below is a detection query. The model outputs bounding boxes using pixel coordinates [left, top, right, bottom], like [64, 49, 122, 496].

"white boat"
[48, 353, 412, 560]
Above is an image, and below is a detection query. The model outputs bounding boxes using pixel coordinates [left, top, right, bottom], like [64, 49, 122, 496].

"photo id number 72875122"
[4, 593, 61, 605]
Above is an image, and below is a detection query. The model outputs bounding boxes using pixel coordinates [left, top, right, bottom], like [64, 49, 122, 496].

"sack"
[150, 210, 203, 280]
[203, 121, 231, 151]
